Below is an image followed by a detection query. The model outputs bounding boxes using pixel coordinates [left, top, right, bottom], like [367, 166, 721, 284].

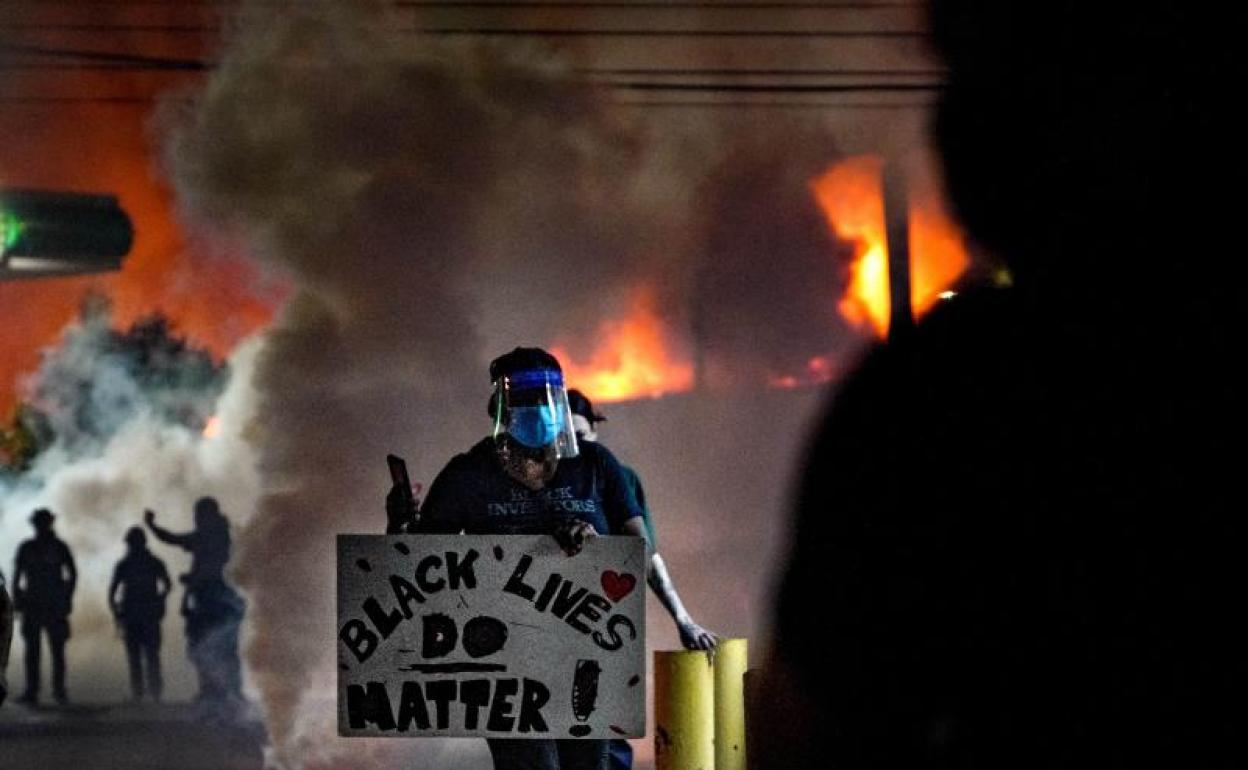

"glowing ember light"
[202, 415, 221, 439]
[939, 290, 958, 300]
[767, 355, 838, 390]
[1, 209, 23, 253]
[550, 287, 694, 403]
[811, 155, 970, 338]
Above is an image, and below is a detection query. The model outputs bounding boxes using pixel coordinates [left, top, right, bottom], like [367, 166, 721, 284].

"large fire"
[811, 155, 970, 338]
[550, 287, 695, 403]
[0, 102, 282, 415]
[557, 156, 971, 403]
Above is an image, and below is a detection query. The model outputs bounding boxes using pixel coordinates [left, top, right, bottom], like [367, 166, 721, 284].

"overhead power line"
[1, 23, 926, 37]
[613, 81, 940, 92]
[0, 0, 919, 8]
[0, 41, 209, 69]
[393, 1, 921, 7]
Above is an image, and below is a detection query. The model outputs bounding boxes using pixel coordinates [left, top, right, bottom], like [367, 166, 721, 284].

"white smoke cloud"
[0, 321, 263, 705]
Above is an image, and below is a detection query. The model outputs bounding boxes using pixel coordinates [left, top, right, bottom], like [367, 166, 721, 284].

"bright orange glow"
[908, 176, 972, 317]
[550, 287, 694, 403]
[810, 155, 970, 339]
[202, 415, 221, 439]
[811, 156, 890, 337]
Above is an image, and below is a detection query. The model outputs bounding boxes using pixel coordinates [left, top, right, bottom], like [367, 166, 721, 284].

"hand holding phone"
[385, 454, 421, 534]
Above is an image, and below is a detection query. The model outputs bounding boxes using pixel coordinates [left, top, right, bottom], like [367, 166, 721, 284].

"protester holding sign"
[386, 347, 652, 770]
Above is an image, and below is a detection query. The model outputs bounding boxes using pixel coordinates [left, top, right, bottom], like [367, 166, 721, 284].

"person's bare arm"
[620, 517, 717, 651]
[63, 544, 77, 598]
[108, 565, 122, 616]
[144, 509, 193, 549]
[156, 560, 171, 600]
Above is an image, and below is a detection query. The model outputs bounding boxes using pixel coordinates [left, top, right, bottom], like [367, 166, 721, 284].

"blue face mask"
[508, 405, 563, 449]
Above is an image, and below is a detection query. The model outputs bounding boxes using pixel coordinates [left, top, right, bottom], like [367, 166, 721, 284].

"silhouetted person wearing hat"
[109, 527, 171, 702]
[763, 3, 1238, 768]
[1, 568, 12, 708]
[145, 497, 245, 717]
[12, 508, 76, 705]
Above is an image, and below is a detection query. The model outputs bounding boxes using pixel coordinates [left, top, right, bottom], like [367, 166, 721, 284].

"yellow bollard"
[654, 649, 716, 770]
[714, 639, 749, 770]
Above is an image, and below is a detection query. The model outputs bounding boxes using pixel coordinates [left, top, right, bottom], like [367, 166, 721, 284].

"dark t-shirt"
[618, 463, 657, 550]
[112, 550, 170, 619]
[417, 438, 644, 537]
[14, 536, 74, 618]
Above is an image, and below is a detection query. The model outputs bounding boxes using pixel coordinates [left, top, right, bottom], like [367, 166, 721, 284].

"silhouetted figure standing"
[109, 526, 171, 702]
[1, 568, 12, 708]
[145, 497, 245, 717]
[12, 508, 76, 706]
[765, 3, 1238, 769]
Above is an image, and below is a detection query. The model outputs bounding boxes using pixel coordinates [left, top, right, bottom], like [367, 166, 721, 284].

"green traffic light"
[0, 189, 132, 278]
[0, 209, 25, 254]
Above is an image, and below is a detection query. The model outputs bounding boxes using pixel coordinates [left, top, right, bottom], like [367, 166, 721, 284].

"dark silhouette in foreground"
[766, 3, 1237, 768]
[145, 498, 245, 719]
[109, 527, 171, 702]
[12, 508, 76, 706]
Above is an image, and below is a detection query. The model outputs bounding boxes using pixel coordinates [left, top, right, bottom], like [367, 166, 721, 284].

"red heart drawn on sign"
[601, 571, 637, 602]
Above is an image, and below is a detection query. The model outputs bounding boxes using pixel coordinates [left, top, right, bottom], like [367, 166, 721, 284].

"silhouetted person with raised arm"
[1, 567, 12, 708]
[109, 526, 171, 702]
[12, 508, 76, 706]
[145, 497, 245, 718]
[764, 3, 1237, 769]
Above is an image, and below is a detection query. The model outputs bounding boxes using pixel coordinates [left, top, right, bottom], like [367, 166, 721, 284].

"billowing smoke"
[155, 1, 924, 767]
[160, 2, 684, 765]
[0, 298, 262, 704]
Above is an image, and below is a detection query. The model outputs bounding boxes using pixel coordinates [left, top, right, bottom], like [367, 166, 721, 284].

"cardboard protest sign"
[337, 534, 647, 739]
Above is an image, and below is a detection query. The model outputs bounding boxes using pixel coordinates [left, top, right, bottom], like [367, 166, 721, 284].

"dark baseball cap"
[489, 347, 562, 382]
[567, 389, 607, 424]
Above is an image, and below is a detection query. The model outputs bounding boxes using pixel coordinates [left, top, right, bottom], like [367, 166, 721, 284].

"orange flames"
[0, 102, 283, 414]
[550, 287, 695, 403]
[557, 155, 971, 402]
[811, 155, 970, 338]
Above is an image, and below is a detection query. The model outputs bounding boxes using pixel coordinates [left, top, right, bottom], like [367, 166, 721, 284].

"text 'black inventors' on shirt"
[416, 439, 644, 537]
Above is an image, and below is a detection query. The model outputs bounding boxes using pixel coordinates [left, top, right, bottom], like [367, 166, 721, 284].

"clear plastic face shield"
[492, 368, 580, 460]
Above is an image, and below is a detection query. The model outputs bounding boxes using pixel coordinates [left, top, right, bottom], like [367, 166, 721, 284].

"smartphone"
[387, 454, 411, 491]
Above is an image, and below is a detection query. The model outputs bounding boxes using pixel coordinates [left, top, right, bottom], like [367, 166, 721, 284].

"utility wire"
[617, 99, 929, 108]
[0, 0, 920, 7]
[0, 23, 926, 37]
[0, 94, 932, 108]
[1, 42, 937, 78]
[0, 41, 210, 69]
[578, 66, 944, 76]
[613, 81, 940, 92]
